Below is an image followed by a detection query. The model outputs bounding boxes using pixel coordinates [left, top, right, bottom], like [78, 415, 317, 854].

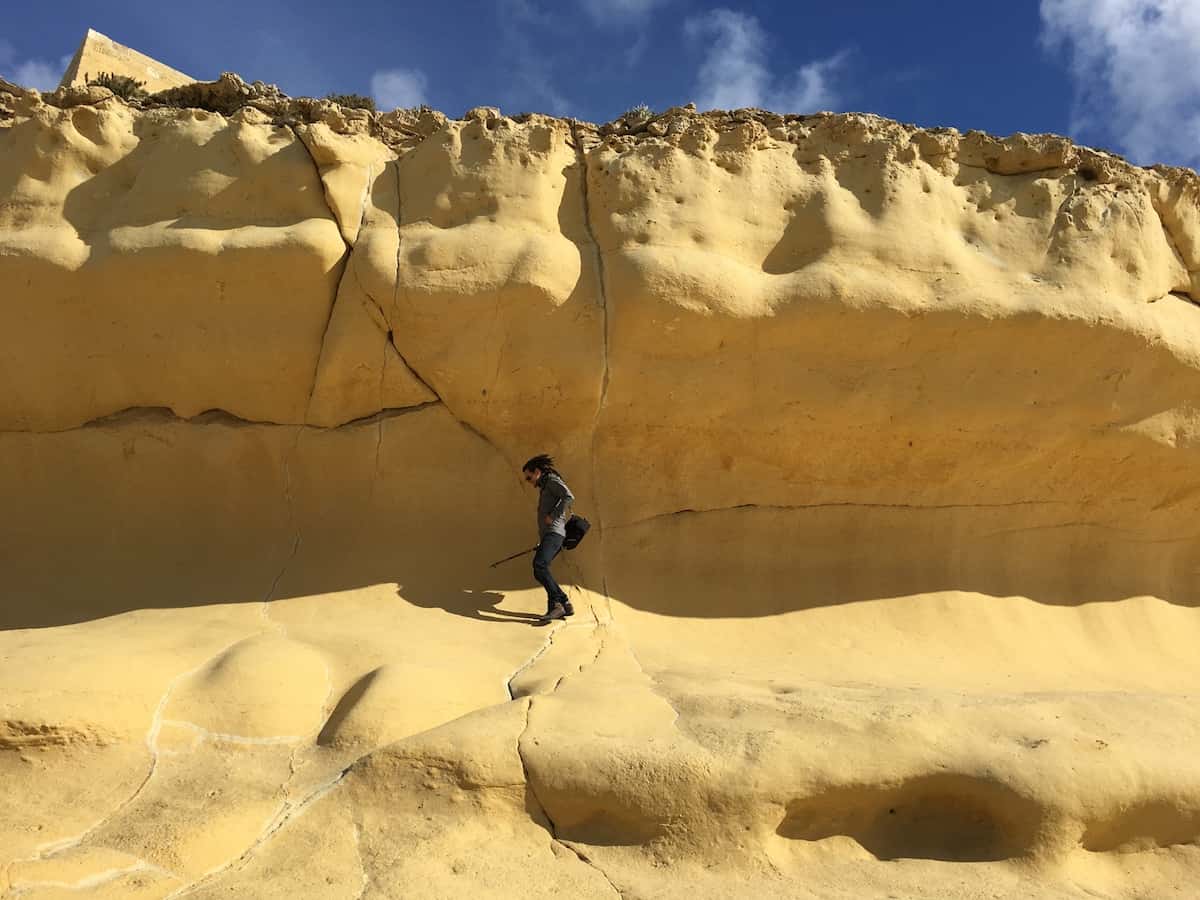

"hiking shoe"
[562, 601, 575, 617]
[542, 603, 567, 621]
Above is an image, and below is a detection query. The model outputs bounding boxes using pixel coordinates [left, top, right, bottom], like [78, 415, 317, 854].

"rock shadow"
[1082, 800, 1200, 853]
[777, 773, 1046, 862]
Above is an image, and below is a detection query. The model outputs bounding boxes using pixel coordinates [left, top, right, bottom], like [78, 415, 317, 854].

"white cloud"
[495, 0, 572, 115]
[582, 0, 669, 25]
[507, 0, 558, 26]
[0, 41, 68, 92]
[370, 68, 428, 110]
[13, 59, 62, 91]
[624, 33, 650, 68]
[684, 9, 846, 113]
[780, 54, 846, 112]
[1040, 0, 1200, 167]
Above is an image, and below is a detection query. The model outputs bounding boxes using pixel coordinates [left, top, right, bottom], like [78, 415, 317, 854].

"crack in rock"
[372, 172, 508, 463]
[164, 763, 355, 899]
[385, 338, 441, 406]
[392, 158, 404, 324]
[351, 259, 392, 337]
[622, 639, 681, 733]
[114, 604, 338, 898]
[1, 406, 292, 434]
[264, 428, 303, 603]
[16, 628, 276, 870]
[303, 269, 348, 421]
[289, 124, 355, 419]
[339, 402, 443, 429]
[569, 121, 615, 627]
[261, 561, 338, 804]
[355, 161, 374, 246]
[288, 124, 355, 256]
[372, 334, 389, 500]
[611, 498, 1073, 530]
[504, 621, 566, 701]
[351, 169, 503, 459]
[483, 291, 505, 426]
[301, 151, 387, 427]
[1156, 211, 1193, 292]
[0, 403, 442, 435]
[1150, 188, 1199, 303]
[511, 625, 622, 897]
[9, 859, 176, 896]
[157, 714, 377, 899]
[156, 719, 303, 747]
[352, 822, 369, 900]
[557, 840, 624, 899]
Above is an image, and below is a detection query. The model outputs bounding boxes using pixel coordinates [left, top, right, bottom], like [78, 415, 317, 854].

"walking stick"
[489, 545, 539, 568]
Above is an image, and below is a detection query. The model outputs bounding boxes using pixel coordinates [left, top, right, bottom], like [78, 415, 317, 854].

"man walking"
[522, 454, 575, 621]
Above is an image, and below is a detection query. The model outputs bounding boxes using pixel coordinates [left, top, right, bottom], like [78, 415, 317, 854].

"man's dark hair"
[522, 453, 558, 475]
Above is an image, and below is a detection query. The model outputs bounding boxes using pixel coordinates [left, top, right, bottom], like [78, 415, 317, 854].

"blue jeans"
[532, 532, 568, 608]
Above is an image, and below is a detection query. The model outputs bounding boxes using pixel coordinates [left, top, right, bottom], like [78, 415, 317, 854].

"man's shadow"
[394, 549, 592, 626]
[393, 586, 575, 626]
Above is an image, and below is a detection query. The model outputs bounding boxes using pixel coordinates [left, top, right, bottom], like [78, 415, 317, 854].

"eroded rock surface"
[3, 80, 1200, 898]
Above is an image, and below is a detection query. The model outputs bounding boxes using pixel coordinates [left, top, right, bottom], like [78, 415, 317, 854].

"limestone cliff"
[2, 76, 1200, 899]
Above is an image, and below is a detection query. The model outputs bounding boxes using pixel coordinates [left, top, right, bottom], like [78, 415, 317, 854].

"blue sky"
[2, 0, 1198, 168]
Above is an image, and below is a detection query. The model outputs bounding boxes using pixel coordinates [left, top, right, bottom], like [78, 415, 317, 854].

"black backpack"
[563, 515, 591, 550]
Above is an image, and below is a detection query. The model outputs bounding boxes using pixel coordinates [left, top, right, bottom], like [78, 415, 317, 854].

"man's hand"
[544, 514, 553, 525]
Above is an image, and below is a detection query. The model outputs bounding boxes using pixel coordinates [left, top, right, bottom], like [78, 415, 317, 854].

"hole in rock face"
[777, 774, 1045, 862]
[1079, 167, 1098, 182]
[557, 808, 666, 847]
[533, 780, 669, 847]
[1082, 801, 1200, 852]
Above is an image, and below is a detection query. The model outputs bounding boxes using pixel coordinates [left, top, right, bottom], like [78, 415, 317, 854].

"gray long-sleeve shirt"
[536, 471, 575, 538]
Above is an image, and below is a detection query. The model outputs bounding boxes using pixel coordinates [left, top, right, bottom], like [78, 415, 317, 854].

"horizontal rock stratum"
[2, 75, 1200, 899]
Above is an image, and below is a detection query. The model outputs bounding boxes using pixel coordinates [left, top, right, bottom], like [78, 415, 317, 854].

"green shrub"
[325, 93, 376, 111]
[623, 103, 652, 122]
[86, 71, 147, 101]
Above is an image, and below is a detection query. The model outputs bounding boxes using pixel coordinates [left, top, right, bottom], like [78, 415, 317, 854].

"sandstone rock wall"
[2, 86, 1198, 616]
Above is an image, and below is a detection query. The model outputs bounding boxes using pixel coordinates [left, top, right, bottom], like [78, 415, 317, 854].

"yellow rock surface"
[2, 87, 1200, 898]
[0, 100, 345, 429]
